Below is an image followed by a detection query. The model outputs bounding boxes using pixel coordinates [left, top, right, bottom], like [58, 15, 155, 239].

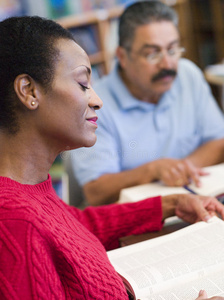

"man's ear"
[14, 74, 39, 110]
[116, 46, 129, 69]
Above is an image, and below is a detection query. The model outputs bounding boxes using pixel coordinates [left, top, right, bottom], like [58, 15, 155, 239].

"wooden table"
[120, 218, 189, 247]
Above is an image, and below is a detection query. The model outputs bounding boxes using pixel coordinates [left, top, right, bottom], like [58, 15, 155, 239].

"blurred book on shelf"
[0, 0, 188, 19]
[105, 17, 119, 57]
[24, 0, 50, 18]
[81, 0, 92, 12]
[47, 0, 70, 19]
[67, 0, 82, 15]
[69, 25, 99, 55]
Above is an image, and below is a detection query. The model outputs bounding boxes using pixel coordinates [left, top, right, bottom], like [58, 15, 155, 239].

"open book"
[118, 163, 224, 204]
[107, 216, 224, 300]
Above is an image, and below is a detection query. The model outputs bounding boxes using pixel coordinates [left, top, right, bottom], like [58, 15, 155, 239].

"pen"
[183, 185, 198, 195]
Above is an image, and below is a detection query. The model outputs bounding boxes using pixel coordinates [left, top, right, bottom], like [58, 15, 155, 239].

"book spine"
[67, 0, 82, 15]
[25, 0, 50, 17]
[47, 0, 70, 19]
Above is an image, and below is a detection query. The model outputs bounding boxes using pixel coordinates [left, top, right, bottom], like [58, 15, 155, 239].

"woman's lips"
[87, 117, 98, 126]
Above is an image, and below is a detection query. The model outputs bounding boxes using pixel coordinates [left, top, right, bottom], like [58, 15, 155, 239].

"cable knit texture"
[0, 175, 162, 299]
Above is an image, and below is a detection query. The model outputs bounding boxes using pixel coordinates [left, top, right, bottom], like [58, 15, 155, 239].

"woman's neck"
[0, 132, 56, 185]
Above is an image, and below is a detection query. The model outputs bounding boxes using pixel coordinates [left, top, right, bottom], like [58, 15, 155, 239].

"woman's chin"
[65, 135, 97, 150]
[80, 136, 97, 148]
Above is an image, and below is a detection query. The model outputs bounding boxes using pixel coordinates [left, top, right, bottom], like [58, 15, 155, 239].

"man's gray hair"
[119, 1, 178, 49]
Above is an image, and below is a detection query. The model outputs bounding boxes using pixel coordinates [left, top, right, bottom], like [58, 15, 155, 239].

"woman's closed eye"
[79, 83, 90, 91]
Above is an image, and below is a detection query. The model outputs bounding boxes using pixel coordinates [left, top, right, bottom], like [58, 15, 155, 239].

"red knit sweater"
[0, 175, 162, 299]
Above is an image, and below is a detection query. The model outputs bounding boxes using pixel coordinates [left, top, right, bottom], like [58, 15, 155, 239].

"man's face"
[118, 21, 182, 102]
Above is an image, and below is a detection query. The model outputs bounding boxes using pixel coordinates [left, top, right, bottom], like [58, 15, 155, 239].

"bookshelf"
[189, 0, 224, 108]
[209, 0, 224, 64]
[56, 0, 196, 78]
[171, 0, 196, 65]
[190, 0, 224, 69]
[57, 5, 124, 78]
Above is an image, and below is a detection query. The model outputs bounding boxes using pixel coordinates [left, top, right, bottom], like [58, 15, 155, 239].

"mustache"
[152, 69, 177, 82]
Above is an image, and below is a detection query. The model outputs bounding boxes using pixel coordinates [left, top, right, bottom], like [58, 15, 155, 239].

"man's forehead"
[132, 21, 179, 46]
[139, 40, 180, 51]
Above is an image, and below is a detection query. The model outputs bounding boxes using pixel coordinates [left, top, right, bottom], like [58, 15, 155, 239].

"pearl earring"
[31, 101, 35, 106]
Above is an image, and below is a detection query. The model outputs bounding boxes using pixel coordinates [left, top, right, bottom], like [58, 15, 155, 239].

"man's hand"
[195, 289, 224, 300]
[162, 193, 224, 223]
[153, 158, 207, 187]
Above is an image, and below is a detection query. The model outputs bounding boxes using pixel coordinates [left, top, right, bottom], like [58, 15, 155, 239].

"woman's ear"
[14, 74, 39, 110]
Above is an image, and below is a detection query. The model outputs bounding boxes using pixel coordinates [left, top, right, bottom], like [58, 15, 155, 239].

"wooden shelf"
[57, 6, 124, 27]
[56, 5, 124, 75]
[88, 51, 104, 64]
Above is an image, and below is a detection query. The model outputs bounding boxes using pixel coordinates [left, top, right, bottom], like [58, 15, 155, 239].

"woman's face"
[38, 39, 103, 151]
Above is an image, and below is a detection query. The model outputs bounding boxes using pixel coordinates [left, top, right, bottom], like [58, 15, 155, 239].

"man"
[71, 1, 224, 206]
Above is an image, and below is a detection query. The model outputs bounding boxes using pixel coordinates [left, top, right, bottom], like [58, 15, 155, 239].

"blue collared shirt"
[71, 59, 224, 186]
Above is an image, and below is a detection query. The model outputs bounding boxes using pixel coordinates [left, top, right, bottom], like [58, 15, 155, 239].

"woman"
[0, 16, 223, 300]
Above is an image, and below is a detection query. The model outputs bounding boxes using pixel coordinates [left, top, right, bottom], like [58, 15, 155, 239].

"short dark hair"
[0, 16, 75, 134]
[119, 0, 178, 49]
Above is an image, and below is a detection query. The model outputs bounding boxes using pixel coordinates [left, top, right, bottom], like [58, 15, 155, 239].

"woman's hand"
[195, 289, 224, 300]
[161, 193, 224, 223]
[175, 193, 224, 223]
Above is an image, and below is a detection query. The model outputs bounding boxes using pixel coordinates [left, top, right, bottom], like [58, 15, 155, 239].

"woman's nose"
[89, 87, 103, 110]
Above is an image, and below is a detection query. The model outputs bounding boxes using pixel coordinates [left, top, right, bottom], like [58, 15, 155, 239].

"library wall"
[1, 0, 224, 71]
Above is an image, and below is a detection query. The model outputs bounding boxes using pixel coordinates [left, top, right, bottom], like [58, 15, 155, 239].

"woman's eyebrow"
[73, 65, 91, 77]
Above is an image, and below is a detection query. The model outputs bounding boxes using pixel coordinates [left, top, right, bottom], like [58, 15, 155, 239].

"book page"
[187, 163, 224, 197]
[118, 182, 189, 204]
[149, 267, 224, 300]
[107, 217, 224, 300]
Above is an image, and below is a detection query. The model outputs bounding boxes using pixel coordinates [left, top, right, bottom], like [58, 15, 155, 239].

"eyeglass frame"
[124, 44, 186, 65]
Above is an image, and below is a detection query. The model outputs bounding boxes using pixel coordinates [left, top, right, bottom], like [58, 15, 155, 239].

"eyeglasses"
[127, 47, 186, 65]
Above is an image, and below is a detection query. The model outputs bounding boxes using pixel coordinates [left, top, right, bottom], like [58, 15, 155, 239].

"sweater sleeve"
[66, 197, 163, 251]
